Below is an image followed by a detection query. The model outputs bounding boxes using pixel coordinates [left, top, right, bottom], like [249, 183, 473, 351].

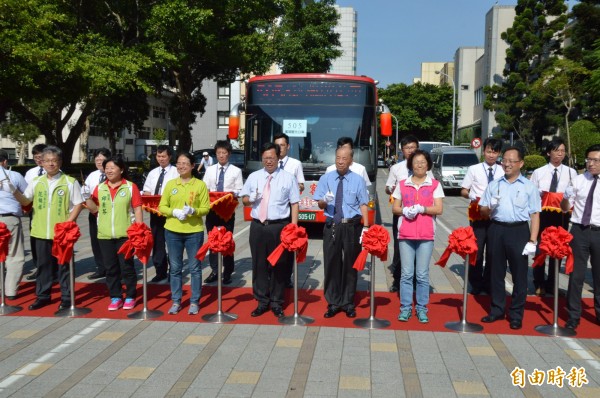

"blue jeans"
[399, 239, 433, 313]
[165, 230, 204, 304]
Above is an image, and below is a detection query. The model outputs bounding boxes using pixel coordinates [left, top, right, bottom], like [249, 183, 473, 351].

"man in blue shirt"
[314, 145, 369, 319]
[241, 143, 300, 318]
[479, 147, 541, 330]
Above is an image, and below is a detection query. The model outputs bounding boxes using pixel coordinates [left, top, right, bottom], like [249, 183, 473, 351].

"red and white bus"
[228, 73, 391, 224]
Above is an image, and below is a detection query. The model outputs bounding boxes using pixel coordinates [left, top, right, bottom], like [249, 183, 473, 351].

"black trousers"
[89, 212, 105, 274]
[566, 224, 600, 323]
[249, 220, 291, 309]
[150, 213, 169, 276]
[468, 219, 493, 292]
[99, 238, 137, 299]
[487, 222, 530, 321]
[323, 221, 361, 310]
[35, 239, 67, 301]
[391, 214, 401, 285]
[205, 210, 235, 276]
[533, 210, 570, 290]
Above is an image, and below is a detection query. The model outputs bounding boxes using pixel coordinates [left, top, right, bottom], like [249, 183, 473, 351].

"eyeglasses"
[402, 145, 418, 151]
[176, 162, 192, 166]
[501, 159, 521, 165]
[551, 149, 566, 153]
[586, 158, 600, 164]
[412, 161, 428, 165]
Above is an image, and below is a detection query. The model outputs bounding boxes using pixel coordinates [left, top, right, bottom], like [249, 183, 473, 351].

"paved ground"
[0, 169, 599, 397]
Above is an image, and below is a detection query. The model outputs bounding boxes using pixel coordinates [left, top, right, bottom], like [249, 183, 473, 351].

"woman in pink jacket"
[392, 150, 444, 323]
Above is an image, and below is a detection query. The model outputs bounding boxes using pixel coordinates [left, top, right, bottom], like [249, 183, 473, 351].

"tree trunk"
[565, 106, 572, 168]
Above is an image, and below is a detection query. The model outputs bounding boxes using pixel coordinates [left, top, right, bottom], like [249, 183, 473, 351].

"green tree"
[485, 0, 568, 147]
[570, 120, 599, 166]
[0, 115, 40, 164]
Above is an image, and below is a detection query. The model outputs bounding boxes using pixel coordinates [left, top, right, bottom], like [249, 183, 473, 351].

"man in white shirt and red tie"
[561, 144, 600, 331]
[241, 143, 300, 318]
[142, 145, 178, 282]
[460, 138, 504, 295]
[203, 140, 243, 284]
[530, 137, 577, 296]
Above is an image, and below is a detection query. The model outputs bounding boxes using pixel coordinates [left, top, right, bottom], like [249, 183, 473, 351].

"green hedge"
[523, 154, 547, 171]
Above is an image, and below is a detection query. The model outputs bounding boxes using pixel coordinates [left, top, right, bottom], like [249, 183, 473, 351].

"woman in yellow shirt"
[158, 152, 210, 315]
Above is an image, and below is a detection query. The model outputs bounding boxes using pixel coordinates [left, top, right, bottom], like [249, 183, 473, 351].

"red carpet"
[7, 281, 600, 338]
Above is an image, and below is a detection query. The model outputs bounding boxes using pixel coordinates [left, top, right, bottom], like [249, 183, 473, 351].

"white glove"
[414, 204, 425, 214]
[81, 185, 91, 200]
[563, 185, 574, 200]
[247, 189, 261, 203]
[359, 227, 368, 244]
[172, 209, 187, 221]
[522, 242, 537, 256]
[1, 180, 16, 194]
[489, 196, 501, 210]
[323, 191, 335, 204]
[402, 206, 417, 220]
[183, 204, 195, 216]
[468, 190, 477, 201]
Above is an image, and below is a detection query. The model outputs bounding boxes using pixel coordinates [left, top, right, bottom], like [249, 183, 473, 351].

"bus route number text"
[283, 119, 308, 137]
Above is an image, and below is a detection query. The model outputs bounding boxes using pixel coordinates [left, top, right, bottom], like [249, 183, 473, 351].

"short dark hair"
[400, 135, 419, 149]
[585, 144, 600, 158]
[273, 133, 290, 145]
[261, 142, 280, 158]
[336, 137, 354, 148]
[103, 155, 129, 179]
[176, 152, 195, 166]
[483, 138, 503, 152]
[503, 146, 524, 161]
[42, 145, 63, 161]
[32, 144, 47, 155]
[545, 137, 565, 154]
[407, 149, 432, 171]
[214, 140, 232, 153]
[156, 145, 173, 157]
[0, 149, 9, 162]
[93, 147, 112, 159]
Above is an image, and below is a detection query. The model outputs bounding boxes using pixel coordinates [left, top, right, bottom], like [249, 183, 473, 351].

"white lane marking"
[564, 338, 600, 372]
[0, 319, 109, 392]
[233, 224, 250, 239]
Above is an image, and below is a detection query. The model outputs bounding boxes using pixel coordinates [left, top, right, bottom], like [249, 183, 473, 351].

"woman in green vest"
[159, 152, 210, 315]
[86, 156, 144, 311]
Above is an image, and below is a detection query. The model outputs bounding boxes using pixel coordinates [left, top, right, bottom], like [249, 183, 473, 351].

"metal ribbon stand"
[280, 253, 314, 326]
[0, 260, 21, 315]
[535, 258, 576, 337]
[128, 264, 163, 319]
[445, 254, 483, 333]
[202, 253, 237, 323]
[56, 256, 92, 317]
[354, 254, 390, 329]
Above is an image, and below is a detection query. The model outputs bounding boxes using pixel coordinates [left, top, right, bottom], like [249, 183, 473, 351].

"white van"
[419, 141, 450, 154]
[430, 146, 479, 191]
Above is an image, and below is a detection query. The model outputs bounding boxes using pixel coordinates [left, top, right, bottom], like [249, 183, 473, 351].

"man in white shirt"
[203, 140, 243, 284]
[325, 137, 371, 187]
[530, 137, 578, 296]
[142, 145, 178, 282]
[23, 143, 47, 281]
[460, 138, 504, 295]
[196, 151, 213, 177]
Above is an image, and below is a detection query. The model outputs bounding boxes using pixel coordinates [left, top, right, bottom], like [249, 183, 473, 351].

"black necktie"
[549, 168, 558, 193]
[333, 174, 344, 224]
[217, 166, 225, 191]
[488, 167, 494, 183]
[279, 160, 284, 170]
[154, 168, 165, 195]
[38, 167, 43, 176]
[99, 173, 106, 183]
[581, 176, 598, 226]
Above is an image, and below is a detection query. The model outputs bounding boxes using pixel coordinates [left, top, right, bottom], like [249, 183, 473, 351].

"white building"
[330, 5, 357, 75]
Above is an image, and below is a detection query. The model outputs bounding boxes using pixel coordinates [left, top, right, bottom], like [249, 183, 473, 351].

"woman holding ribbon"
[85, 156, 144, 311]
[159, 152, 210, 315]
[392, 150, 444, 323]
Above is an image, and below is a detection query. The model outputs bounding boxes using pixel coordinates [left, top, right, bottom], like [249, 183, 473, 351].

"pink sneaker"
[123, 298, 136, 310]
[108, 298, 123, 311]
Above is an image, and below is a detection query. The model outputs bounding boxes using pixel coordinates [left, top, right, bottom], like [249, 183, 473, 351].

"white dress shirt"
[326, 162, 371, 186]
[567, 171, 600, 226]
[240, 169, 300, 220]
[143, 164, 178, 195]
[0, 166, 27, 216]
[279, 156, 305, 184]
[530, 163, 578, 193]
[461, 162, 504, 197]
[84, 169, 104, 193]
[25, 166, 45, 185]
[203, 162, 244, 195]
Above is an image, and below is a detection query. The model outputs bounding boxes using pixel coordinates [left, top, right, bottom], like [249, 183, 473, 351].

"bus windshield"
[244, 79, 377, 177]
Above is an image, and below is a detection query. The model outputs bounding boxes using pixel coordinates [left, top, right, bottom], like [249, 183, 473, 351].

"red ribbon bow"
[52, 221, 81, 264]
[267, 223, 308, 266]
[195, 226, 236, 261]
[209, 192, 239, 222]
[353, 225, 390, 271]
[532, 226, 574, 274]
[436, 226, 478, 267]
[0, 222, 11, 263]
[117, 222, 154, 265]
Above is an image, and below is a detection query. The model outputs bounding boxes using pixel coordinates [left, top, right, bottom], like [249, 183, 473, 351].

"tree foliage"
[570, 120, 600, 166]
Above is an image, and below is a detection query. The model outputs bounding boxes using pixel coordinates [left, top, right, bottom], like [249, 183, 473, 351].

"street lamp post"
[391, 114, 399, 159]
[436, 70, 456, 146]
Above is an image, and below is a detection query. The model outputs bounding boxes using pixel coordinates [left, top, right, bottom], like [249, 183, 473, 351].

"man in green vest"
[12, 146, 84, 311]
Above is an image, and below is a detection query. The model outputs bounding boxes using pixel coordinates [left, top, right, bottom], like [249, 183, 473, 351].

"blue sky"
[335, 0, 576, 87]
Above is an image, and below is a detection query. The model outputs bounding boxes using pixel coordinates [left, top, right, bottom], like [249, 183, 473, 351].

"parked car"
[430, 146, 479, 192]
[419, 141, 451, 154]
[377, 156, 386, 168]
[193, 148, 246, 178]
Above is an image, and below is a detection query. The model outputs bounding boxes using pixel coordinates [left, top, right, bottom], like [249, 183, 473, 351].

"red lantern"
[228, 115, 240, 139]
[380, 112, 392, 137]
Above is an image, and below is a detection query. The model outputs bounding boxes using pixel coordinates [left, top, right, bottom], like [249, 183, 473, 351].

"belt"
[0, 213, 17, 217]
[252, 218, 289, 226]
[492, 220, 527, 227]
[573, 223, 600, 231]
[326, 216, 362, 225]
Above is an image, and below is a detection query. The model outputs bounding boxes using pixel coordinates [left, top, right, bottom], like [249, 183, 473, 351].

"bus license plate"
[298, 212, 316, 221]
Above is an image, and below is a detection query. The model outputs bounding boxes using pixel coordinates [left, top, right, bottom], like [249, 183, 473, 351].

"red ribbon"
[0, 222, 11, 263]
[436, 226, 478, 268]
[267, 223, 308, 266]
[209, 192, 239, 222]
[467, 197, 489, 221]
[195, 226, 235, 261]
[532, 226, 574, 274]
[353, 225, 390, 271]
[117, 222, 154, 265]
[52, 221, 81, 264]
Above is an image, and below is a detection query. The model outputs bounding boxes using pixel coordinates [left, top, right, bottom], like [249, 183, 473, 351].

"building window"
[218, 84, 230, 99]
[218, 111, 229, 128]
[461, 85, 469, 90]
[153, 106, 166, 119]
[137, 127, 151, 139]
[89, 124, 103, 137]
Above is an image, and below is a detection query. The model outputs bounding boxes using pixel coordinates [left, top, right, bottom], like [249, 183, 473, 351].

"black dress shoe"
[150, 274, 168, 283]
[204, 272, 218, 284]
[509, 319, 522, 330]
[272, 307, 284, 318]
[222, 275, 232, 285]
[345, 308, 357, 318]
[470, 287, 482, 295]
[57, 301, 71, 311]
[324, 307, 341, 318]
[25, 272, 37, 281]
[251, 306, 268, 317]
[285, 280, 293, 288]
[565, 319, 579, 330]
[5, 295, 16, 300]
[481, 314, 504, 323]
[88, 272, 106, 280]
[28, 299, 50, 310]
[389, 285, 399, 293]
